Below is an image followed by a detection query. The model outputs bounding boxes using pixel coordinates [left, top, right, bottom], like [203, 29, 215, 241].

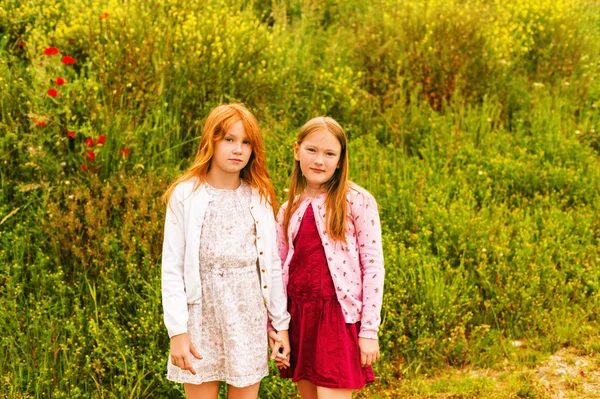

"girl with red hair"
[162, 104, 290, 399]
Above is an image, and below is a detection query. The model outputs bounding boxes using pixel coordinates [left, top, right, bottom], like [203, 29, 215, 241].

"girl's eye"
[243, 140, 251, 145]
[225, 137, 233, 142]
[327, 153, 335, 156]
[307, 148, 316, 153]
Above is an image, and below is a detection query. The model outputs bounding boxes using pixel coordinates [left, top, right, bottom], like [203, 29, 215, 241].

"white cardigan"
[161, 178, 290, 338]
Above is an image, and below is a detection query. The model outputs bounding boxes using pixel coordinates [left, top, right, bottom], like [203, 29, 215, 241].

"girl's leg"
[316, 386, 353, 399]
[184, 381, 220, 399]
[297, 380, 318, 399]
[227, 382, 260, 399]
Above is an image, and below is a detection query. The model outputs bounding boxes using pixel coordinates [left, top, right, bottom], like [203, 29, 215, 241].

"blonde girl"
[276, 117, 385, 399]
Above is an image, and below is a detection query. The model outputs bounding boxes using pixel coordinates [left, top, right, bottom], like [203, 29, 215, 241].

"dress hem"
[282, 374, 374, 390]
[167, 371, 269, 388]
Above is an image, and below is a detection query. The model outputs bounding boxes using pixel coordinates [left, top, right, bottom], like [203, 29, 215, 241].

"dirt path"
[357, 347, 600, 398]
[525, 348, 600, 398]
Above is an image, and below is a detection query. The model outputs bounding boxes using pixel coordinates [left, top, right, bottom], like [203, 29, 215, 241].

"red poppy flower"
[85, 137, 95, 147]
[91, 166, 102, 173]
[100, 13, 109, 20]
[120, 148, 130, 157]
[68, 131, 76, 138]
[44, 47, 59, 56]
[61, 56, 76, 65]
[80, 164, 88, 172]
[55, 77, 65, 85]
[34, 120, 47, 127]
[17, 42, 25, 48]
[98, 135, 105, 145]
[86, 150, 95, 161]
[47, 88, 58, 97]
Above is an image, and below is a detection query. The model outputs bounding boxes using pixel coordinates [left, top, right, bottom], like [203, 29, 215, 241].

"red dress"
[280, 205, 375, 389]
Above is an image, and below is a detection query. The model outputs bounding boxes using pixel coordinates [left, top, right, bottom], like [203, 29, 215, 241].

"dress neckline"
[205, 180, 246, 193]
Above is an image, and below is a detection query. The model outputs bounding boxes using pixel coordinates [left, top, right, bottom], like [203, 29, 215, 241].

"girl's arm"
[276, 204, 290, 265]
[267, 206, 291, 366]
[352, 190, 385, 340]
[161, 185, 189, 338]
[267, 206, 291, 331]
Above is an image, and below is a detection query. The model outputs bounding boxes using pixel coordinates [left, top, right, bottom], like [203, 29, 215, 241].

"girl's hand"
[170, 333, 202, 375]
[358, 337, 380, 367]
[268, 329, 291, 368]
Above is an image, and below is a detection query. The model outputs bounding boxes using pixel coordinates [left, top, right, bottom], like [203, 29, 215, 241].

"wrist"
[170, 332, 189, 341]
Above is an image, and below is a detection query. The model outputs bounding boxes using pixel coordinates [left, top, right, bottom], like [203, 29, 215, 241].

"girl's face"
[211, 120, 252, 176]
[294, 129, 342, 191]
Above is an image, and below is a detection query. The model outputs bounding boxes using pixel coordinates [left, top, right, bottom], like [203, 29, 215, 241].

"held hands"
[358, 337, 380, 368]
[170, 333, 202, 375]
[268, 329, 291, 369]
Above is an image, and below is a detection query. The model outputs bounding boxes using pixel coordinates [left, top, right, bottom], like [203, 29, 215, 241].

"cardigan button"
[263, 285, 268, 289]
[261, 269, 265, 272]
[260, 251, 263, 255]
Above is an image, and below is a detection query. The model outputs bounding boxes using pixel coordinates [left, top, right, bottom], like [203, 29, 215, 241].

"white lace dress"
[167, 181, 268, 387]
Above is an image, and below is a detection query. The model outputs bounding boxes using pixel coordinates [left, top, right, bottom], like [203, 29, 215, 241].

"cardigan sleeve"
[276, 203, 290, 265]
[266, 205, 290, 331]
[161, 184, 190, 338]
[352, 189, 385, 340]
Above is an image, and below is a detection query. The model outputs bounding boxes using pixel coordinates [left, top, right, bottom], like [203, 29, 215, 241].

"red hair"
[163, 103, 277, 211]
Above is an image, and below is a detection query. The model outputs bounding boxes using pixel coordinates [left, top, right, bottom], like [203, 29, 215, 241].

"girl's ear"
[294, 142, 300, 161]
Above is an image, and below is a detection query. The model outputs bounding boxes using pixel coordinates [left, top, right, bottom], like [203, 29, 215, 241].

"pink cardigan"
[276, 184, 385, 340]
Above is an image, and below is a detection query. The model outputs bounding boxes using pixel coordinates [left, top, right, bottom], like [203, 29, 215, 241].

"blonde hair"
[282, 116, 349, 244]
[163, 103, 276, 210]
